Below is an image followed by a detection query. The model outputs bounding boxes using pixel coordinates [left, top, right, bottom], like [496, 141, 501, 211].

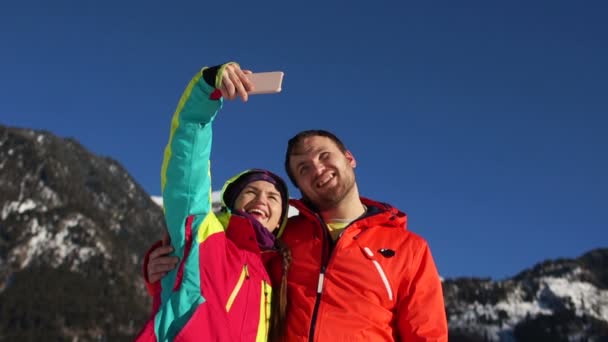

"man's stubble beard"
[306, 172, 357, 211]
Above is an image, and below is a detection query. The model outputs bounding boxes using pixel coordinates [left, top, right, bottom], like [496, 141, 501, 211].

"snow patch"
[39, 185, 62, 208]
[151, 196, 163, 207]
[18, 199, 37, 213]
[1, 201, 20, 220]
[19, 218, 45, 267]
[0, 199, 39, 219]
[542, 276, 608, 322]
[11, 214, 111, 270]
[77, 247, 97, 265]
[109, 222, 121, 233]
[450, 295, 553, 341]
[53, 224, 73, 262]
[212, 191, 221, 203]
[95, 239, 108, 258]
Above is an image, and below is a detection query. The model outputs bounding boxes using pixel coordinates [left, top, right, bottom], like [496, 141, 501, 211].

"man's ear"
[345, 150, 356, 168]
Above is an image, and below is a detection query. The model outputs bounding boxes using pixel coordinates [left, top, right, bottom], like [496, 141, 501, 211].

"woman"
[136, 62, 290, 342]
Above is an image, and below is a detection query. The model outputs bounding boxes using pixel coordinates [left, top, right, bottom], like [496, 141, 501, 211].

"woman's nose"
[254, 193, 268, 204]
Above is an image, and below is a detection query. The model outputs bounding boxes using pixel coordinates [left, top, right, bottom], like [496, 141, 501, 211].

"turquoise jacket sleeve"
[161, 69, 223, 249]
[153, 69, 227, 342]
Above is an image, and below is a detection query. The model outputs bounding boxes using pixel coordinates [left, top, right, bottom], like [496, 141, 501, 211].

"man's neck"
[319, 186, 366, 222]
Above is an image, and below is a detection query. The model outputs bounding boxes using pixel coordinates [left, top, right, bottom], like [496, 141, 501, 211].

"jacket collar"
[225, 213, 277, 254]
[289, 197, 407, 230]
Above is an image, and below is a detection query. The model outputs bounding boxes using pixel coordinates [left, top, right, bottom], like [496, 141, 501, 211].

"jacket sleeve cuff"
[201, 61, 240, 88]
[202, 65, 220, 87]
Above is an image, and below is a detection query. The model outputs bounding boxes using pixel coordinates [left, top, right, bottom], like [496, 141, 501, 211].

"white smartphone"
[246, 71, 284, 94]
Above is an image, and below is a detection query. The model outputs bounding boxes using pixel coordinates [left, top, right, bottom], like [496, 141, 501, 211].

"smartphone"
[246, 71, 284, 94]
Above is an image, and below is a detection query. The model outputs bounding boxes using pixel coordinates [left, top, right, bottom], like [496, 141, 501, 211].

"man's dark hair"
[284, 129, 348, 188]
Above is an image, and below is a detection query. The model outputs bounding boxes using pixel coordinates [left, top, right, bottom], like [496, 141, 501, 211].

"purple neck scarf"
[234, 210, 276, 251]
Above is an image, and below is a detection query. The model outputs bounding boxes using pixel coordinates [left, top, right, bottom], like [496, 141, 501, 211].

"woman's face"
[233, 180, 283, 232]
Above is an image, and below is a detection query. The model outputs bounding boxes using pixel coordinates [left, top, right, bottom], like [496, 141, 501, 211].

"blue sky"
[1, 0, 607, 279]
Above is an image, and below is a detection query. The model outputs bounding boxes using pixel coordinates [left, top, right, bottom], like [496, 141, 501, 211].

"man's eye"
[299, 166, 309, 175]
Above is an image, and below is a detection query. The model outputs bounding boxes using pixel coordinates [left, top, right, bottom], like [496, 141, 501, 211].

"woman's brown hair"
[268, 238, 291, 342]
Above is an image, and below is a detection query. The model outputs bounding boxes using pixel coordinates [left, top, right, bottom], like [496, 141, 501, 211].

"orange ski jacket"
[280, 197, 448, 341]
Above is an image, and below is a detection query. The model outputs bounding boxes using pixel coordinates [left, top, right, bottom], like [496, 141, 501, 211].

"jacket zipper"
[304, 204, 387, 341]
[308, 214, 330, 342]
[307, 264, 325, 342]
[263, 280, 272, 336]
[226, 264, 249, 311]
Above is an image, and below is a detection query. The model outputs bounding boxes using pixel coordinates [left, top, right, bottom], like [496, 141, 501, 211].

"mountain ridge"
[0, 124, 165, 340]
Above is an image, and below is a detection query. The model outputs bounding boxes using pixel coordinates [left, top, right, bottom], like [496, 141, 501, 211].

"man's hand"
[218, 63, 254, 102]
[147, 234, 179, 283]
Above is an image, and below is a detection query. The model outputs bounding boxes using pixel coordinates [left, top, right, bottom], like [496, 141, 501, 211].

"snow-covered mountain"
[444, 249, 608, 341]
[1, 123, 607, 341]
[0, 124, 165, 340]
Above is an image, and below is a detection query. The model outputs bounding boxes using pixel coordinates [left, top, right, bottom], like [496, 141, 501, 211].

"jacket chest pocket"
[225, 264, 269, 340]
[226, 264, 250, 312]
[360, 246, 394, 302]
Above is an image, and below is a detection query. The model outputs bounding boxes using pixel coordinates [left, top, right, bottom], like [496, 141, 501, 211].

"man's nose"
[312, 160, 325, 176]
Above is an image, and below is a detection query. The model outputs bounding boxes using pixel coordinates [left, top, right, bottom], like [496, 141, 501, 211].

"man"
[277, 129, 448, 341]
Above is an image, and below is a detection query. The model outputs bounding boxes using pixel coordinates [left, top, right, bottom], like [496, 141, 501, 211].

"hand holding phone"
[246, 72, 284, 95]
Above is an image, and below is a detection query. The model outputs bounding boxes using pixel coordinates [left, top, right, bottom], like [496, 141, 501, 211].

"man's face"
[288, 136, 357, 210]
[234, 180, 283, 232]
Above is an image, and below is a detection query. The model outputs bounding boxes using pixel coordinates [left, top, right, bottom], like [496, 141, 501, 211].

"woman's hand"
[217, 63, 254, 102]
